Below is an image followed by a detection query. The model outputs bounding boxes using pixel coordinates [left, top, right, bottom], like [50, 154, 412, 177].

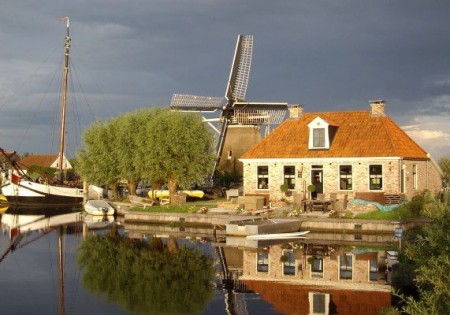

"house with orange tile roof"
[240, 101, 443, 204]
[19, 154, 72, 170]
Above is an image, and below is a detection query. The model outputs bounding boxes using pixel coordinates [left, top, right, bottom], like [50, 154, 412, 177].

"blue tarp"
[349, 198, 401, 212]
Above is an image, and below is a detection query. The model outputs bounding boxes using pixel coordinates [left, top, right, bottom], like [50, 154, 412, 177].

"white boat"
[0, 17, 84, 209]
[84, 199, 115, 216]
[246, 231, 310, 240]
[83, 214, 115, 230]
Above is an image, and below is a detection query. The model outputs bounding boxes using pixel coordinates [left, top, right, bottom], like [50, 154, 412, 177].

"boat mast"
[58, 16, 70, 181]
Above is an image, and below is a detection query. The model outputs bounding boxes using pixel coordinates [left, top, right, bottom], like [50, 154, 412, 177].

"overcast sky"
[0, 1, 449, 159]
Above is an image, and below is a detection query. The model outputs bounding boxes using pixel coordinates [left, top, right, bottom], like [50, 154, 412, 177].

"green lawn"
[128, 202, 216, 214]
[354, 207, 414, 220]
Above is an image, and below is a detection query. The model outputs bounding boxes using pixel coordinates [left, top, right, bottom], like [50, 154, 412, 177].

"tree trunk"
[167, 179, 178, 205]
[128, 180, 137, 196]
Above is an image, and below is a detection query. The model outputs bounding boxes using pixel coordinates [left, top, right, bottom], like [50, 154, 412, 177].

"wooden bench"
[129, 195, 155, 208]
[225, 189, 239, 200]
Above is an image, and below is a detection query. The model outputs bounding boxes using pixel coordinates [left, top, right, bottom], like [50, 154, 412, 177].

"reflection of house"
[241, 243, 391, 314]
[19, 154, 72, 170]
[240, 101, 443, 203]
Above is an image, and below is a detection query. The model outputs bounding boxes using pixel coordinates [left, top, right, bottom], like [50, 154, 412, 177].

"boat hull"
[1, 181, 83, 208]
[84, 200, 115, 216]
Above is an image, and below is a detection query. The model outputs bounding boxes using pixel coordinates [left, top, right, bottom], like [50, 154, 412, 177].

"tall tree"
[438, 153, 450, 186]
[76, 108, 215, 200]
[143, 109, 216, 197]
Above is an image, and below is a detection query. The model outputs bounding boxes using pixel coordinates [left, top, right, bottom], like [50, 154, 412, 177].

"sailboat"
[0, 17, 84, 209]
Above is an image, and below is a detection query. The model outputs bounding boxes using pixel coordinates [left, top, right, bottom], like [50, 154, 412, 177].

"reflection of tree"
[77, 234, 214, 315]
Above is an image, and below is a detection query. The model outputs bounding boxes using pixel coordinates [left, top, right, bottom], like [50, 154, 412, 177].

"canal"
[0, 209, 398, 315]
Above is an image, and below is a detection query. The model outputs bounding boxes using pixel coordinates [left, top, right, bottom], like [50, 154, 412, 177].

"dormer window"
[313, 128, 325, 147]
[308, 117, 331, 149]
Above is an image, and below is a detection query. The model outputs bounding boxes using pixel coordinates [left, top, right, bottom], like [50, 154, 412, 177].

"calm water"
[0, 210, 280, 315]
[0, 209, 396, 315]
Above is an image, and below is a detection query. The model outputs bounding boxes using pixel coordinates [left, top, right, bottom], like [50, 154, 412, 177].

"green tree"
[438, 153, 450, 187]
[76, 108, 215, 201]
[139, 109, 215, 197]
[76, 119, 122, 197]
[394, 203, 450, 314]
[77, 233, 215, 314]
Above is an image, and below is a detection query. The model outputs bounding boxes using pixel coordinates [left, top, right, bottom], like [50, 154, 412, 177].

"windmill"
[170, 35, 288, 180]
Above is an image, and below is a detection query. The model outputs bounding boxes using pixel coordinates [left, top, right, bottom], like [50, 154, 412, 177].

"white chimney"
[289, 104, 303, 119]
[369, 100, 386, 117]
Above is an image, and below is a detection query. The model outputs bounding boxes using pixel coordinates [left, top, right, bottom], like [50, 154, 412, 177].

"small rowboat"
[246, 231, 310, 240]
[84, 199, 115, 216]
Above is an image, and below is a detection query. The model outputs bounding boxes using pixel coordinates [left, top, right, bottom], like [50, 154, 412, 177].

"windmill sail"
[169, 35, 289, 179]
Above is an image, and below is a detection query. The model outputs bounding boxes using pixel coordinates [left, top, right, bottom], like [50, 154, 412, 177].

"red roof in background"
[241, 110, 428, 159]
[19, 154, 58, 168]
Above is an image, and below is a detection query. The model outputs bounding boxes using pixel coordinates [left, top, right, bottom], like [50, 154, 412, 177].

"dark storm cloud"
[0, 0, 449, 156]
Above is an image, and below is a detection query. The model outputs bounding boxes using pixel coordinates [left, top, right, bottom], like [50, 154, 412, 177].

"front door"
[311, 166, 323, 199]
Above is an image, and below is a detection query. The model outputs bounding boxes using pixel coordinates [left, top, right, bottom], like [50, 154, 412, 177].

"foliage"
[280, 183, 289, 192]
[438, 153, 450, 186]
[77, 233, 215, 315]
[279, 254, 289, 263]
[217, 171, 241, 188]
[307, 184, 316, 192]
[76, 108, 215, 200]
[393, 205, 450, 314]
[355, 191, 445, 220]
[355, 208, 411, 220]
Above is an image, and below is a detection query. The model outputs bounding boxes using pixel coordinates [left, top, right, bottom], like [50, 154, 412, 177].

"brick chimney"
[369, 100, 386, 117]
[289, 104, 303, 119]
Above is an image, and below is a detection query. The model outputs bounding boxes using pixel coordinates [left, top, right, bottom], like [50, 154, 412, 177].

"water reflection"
[77, 231, 215, 314]
[1, 209, 399, 315]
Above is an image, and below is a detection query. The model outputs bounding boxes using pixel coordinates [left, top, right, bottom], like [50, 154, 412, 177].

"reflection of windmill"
[170, 35, 288, 179]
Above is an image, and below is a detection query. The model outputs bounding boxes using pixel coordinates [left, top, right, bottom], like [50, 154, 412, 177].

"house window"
[413, 164, 418, 189]
[369, 259, 378, 282]
[311, 256, 324, 279]
[257, 250, 269, 273]
[339, 254, 352, 280]
[308, 292, 330, 315]
[283, 250, 295, 276]
[313, 128, 326, 148]
[257, 166, 269, 189]
[369, 165, 383, 190]
[283, 166, 296, 189]
[339, 165, 352, 190]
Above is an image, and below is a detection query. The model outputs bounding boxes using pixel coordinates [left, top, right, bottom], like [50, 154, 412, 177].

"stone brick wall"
[242, 157, 442, 202]
[243, 244, 382, 285]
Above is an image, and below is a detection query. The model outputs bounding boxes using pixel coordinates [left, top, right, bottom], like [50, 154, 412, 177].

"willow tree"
[142, 109, 215, 197]
[76, 119, 122, 197]
[76, 107, 215, 199]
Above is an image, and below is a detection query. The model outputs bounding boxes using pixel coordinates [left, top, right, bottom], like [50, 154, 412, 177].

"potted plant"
[307, 184, 316, 200]
[280, 183, 290, 196]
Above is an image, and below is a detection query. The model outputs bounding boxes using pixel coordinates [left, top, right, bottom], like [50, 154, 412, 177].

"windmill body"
[170, 35, 288, 180]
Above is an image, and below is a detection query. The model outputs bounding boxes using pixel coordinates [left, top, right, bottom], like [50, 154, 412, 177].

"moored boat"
[84, 199, 115, 216]
[246, 231, 310, 240]
[0, 17, 84, 209]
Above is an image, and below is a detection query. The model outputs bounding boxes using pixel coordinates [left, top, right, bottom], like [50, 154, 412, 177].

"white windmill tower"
[170, 35, 288, 180]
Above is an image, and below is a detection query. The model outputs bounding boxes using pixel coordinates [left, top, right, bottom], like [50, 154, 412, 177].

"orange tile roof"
[19, 154, 59, 168]
[241, 110, 428, 159]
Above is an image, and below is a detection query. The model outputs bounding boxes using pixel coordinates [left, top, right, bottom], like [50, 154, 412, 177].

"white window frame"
[413, 164, 418, 190]
[257, 165, 269, 190]
[369, 164, 383, 191]
[339, 165, 353, 191]
[283, 165, 296, 190]
[308, 117, 330, 150]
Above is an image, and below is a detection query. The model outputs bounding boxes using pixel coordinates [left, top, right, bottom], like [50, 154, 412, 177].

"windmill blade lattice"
[226, 35, 253, 101]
